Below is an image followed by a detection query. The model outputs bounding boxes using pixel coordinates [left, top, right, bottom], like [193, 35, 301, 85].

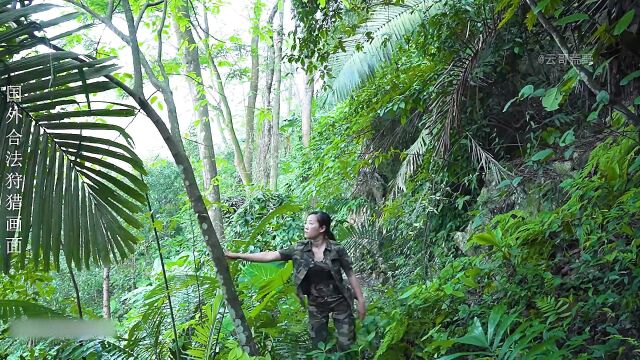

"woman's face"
[304, 214, 326, 240]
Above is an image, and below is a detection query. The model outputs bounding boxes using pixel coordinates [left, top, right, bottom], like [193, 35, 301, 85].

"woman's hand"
[357, 300, 366, 320]
[224, 251, 237, 260]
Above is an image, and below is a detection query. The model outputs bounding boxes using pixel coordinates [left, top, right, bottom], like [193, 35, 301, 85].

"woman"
[225, 211, 366, 353]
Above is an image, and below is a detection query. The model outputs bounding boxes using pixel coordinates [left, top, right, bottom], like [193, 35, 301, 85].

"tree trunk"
[68, 263, 83, 319]
[244, 3, 260, 178]
[102, 265, 111, 319]
[256, 2, 279, 187]
[173, 3, 226, 242]
[201, 13, 251, 186]
[107, 74, 259, 355]
[269, 4, 284, 191]
[301, 71, 313, 147]
[59, 2, 259, 353]
[212, 105, 230, 149]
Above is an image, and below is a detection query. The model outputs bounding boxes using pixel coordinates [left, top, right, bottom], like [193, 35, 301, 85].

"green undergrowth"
[356, 129, 640, 359]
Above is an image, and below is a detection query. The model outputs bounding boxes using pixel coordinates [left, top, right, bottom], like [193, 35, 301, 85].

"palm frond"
[0, 299, 65, 321]
[52, 338, 138, 360]
[0, 2, 145, 274]
[327, 0, 442, 103]
[390, 112, 440, 194]
[467, 134, 512, 184]
[186, 290, 225, 360]
[391, 17, 499, 194]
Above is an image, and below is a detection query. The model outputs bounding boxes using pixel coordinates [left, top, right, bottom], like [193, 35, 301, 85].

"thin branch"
[144, 189, 181, 360]
[120, 0, 143, 94]
[155, 0, 170, 85]
[135, 0, 164, 31]
[64, 0, 164, 91]
[186, 0, 225, 43]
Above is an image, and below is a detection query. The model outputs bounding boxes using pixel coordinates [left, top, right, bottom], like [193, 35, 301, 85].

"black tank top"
[302, 259, 342, 299]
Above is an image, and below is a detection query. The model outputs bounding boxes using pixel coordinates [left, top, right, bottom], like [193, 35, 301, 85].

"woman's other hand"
[357, 300, 366, 320]
[224, 251, 237, 260]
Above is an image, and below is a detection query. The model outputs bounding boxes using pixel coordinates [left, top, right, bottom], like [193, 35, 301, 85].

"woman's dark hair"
[309, 211, 336, 240]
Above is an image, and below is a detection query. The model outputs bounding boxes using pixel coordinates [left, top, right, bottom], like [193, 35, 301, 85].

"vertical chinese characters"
[4, 86, 23, 254]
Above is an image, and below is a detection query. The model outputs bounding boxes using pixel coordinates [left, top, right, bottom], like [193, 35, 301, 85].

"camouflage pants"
[307, 294, 355, 353]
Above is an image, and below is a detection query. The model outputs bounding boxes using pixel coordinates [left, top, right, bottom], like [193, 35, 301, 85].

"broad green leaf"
[487, 305, 506, 345]
[20, 81, 119, 104]
[531, 149, 554, 161]
[0, 4, 57, 25]
[35, 109, 134, 122]
[559, 129, 575, 147]
[0, 300, 65, 321]
[438, 352, 493, 360]
[63, 158, 73, 269]
[456, 317, 489, 348]
[469, 232, 498, 247]
[596, 90, 609, 104]
[542, 87, 562, 111]
[555, 13, 589, 26]
[30, 134, 49, 269]
[399, 286, 420, 299]
[19, 123, 39, 269]
[80, 187, 91, 270]
[620, 70, 640, 86]
[613, 9, 635, 35]
[51, 152, 65, 272]
[41, 142, 57, 272]
[518, 84, 534, 97]
[71, 171, 82, 270]
[248, 203, 302, 242]
[493, 311, 519, 350]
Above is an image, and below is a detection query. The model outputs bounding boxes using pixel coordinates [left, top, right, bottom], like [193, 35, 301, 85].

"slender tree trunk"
[60, 2, 259, 353]
[102, 265, 111, 318]
[68, 264, 83, 319]
[212, 105, 230, 149]
[173, 3, 226, 242]
[244, 2, 260, 178]
[108, 74, 259, 355]
[121, 0, 142, 94]
[201, 13, 251, 186]
[301, 71, 313, 147]
[256, 2, 279, 187]
[244, 30, 260, 178]
[269, 4, 284, 191]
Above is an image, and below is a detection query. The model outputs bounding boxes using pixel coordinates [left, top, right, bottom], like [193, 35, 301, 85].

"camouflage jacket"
[278, 240, 355, 307]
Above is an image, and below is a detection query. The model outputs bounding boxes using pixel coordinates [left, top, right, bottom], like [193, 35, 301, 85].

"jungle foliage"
[1, 0, 640, 359]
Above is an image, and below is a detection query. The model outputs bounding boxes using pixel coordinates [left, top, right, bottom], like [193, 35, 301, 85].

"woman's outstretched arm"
[225, 251, 283, 262]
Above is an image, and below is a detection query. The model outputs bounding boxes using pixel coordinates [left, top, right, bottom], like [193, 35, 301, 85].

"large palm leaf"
[0, 299, 65, 320]
[392, 14, 510, 194]
[326, 0, 443, 103]
[0, 2, 145, 274]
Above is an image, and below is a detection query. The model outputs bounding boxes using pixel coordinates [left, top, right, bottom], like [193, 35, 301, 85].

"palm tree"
[0, 3, 144, 274]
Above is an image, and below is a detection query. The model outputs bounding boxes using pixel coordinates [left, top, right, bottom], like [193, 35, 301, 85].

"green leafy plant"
[439, 305, 561, 360]
[0, 2, 145, 274]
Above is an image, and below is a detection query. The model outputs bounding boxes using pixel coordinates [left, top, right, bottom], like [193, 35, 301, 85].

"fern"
[534, 295, 574, 328]
[186, 290, 225, 360]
